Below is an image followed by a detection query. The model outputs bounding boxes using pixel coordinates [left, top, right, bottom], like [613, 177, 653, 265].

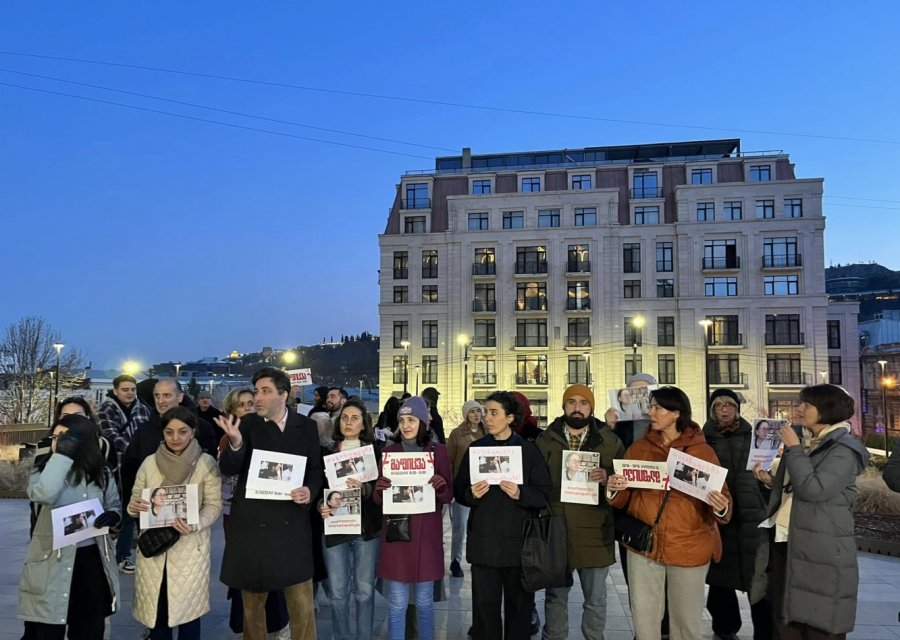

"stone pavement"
[0, 499, 898, 639]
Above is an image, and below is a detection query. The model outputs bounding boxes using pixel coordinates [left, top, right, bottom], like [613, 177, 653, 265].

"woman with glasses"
[607, 386, 732, 640]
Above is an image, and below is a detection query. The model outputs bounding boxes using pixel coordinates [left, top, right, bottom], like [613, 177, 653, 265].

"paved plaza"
[0, 499, 898, 639]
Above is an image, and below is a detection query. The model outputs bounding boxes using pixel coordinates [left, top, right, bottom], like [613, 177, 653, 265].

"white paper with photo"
[608, 385, 658, 421]
[666, 448, 727, 504]
[469, 446, 523, 485]
[746, 419, 786, 471]
[246, 449, 307, 500]
[139, 484, 200, 529]
[381, 451, 435, 514]
[323, 488, 362, 535]
[51, 498, 106, 550]
[614, 460, 669, 490]
[561, 451, 601, 505]
[324, 445, 379, 489]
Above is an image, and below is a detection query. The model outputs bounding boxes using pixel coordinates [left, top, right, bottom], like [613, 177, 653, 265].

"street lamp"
[174, 362, 182, 381]
[583, 352, 592, 386]
[282, 350, 298, 366]
[414, 365, 421, 395]
[123, 360, 142, 376]
[457, 334, 471, 402]
[878, 359, 889, 452]
[699, 320, 713, 415]
[400, 340, 411, 395]
[358, 379, 364, 399]
[49, 343, 64, 426]
[631, 316, 645, 360]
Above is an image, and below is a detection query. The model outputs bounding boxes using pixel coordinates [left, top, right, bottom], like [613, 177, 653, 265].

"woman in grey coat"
[752, 384, 869, 639]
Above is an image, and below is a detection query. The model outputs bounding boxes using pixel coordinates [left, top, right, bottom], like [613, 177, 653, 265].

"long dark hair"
[34, 414, 107, 490]
[333, 398, 375, 445]
[376, 396, 401, 431]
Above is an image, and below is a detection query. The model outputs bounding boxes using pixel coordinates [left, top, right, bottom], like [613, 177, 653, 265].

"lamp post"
[631, 316, 645, 361]
[358, 379, 364, 399]
[699, 320, 713, 416]
[457, 334, 471, 402]
[878, 360, 888, 452]
[52, 343, 64, 406]
[414, 365, 421, 395]
[174, 362, 182, 381]
[47, 370, 55, 427]
[583, 351, 592, 386]
[46, 342, 64, 426]
[400, 340, 411, 395]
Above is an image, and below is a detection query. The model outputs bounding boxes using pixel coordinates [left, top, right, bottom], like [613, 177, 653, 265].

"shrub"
[0, 459, 32, 493]
[855, 468, 900, 515]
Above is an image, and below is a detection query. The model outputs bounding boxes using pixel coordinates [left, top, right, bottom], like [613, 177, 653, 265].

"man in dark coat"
[702, 388, 772, 640]
[217, 367, 323, 640]
[421, 387, 446, 444]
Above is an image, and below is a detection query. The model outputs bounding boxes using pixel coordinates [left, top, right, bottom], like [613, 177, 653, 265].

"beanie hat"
[709, 388, 740, 410]
[398, 396, 431, 426]
[461, 400, 483, 417]
[626, 372, 658, 386]
[562, 384, 595, 413]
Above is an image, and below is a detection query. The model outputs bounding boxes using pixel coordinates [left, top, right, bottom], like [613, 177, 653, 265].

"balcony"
[566, 297, 591, 311]
[515, 373, 549, 386]
[630, 187, 663, 199]
[709, 332, 743, 347]
[472, 336, 497, 348]
[767, 371, 808, 385]
[566, 335, 591, 348]
[472, 373, 497, 386]
[709, 371, 748, 386]
[472, 300, 496, 312]
[702, 257, 741, 270]
[515, 335, 548, 348]
[765, 333, 805, 346]
[515, 261, 549, 275]
[762, 254, 803, 269]
[566, 260, 591, 274]
[401, 197, 431, 210]
[516, 298, 548, 312]
[472, 262, 496, 276]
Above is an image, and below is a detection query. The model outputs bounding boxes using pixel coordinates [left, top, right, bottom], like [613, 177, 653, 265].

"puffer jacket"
[19, 455, 121, 625]
[609, 424, 731, 567]
[130, 451, 222, 628]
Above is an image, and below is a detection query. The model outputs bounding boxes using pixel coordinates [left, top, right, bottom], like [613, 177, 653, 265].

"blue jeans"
[115, 514, 135, 563]
[543, 566, 608, 640]
[450, 500, 469, 564]
[323, 536, 379, 640]
[386, 580, 433, 640]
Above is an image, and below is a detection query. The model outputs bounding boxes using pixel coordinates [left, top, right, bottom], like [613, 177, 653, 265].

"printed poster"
[666, 449, 727, 505]
[246, 449, 307, 500]
[609, 385, 657, 421]
[139, 484, 200, 529]
[469, 446, 524, 485]
[323, 488, 362, 535]
[381, 451, 435, 515]
[51, 498, 107, 550]
[324, 445, 379, 489]
[613, 460, 669, 490]
[561, 450, 601, 505]
[745, 419, 787, 471]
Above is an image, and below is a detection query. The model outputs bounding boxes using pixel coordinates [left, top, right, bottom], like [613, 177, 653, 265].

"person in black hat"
[421, 387, 446, 444]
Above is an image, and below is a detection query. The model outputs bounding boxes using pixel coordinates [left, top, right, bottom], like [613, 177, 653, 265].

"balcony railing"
[762, 254, 803, 268]
[472, 336, 497, 348]
[765, 333, 805, 346]
[702, 256, 741, 270]
[516, 299, 548, 312]
[566, 260, 591, 273]
[566, 335, 591, 348]
[515, 261, 549, 275]
[515, 336, 548, 347]
[472, 373, 497, 386]
[630, 187, 663, 199]
[566, 297, 591, 311]
[767, 371, 808, 385]
[709, 332, 743, 347]
[472, 300, 496, 312]
[472, 262, 496, 276]
[708, 371, 748, 386]
[401, 198, 431, 209]
[515, 373, 549, 386]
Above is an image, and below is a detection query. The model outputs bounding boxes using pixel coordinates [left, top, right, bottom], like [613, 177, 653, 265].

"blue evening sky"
[1, 2, 898, 367]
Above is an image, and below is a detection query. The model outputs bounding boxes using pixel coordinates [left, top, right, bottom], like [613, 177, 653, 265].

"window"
[574, 207, 597, 226]
[755, 199, 775, 219]
[763, 237, 800, 268]
[473, 247, 496, 275]
[705, 277, 737, 296]
[393, 286, 408, 303]
[724, 201, 742, 220]
[749, 165, 771, 182]
[468, 212, 489, 230]
[784, 198, 803, 218]
[827, 320, 841, 349]
[392, 356, 406, 384]
[656, 279, 674, 297]
[632, 171, 659, 198]
[422, 355, 438, 384]
[393, 321, 408, 348]
[472, 179, 492, 195]
[568, 355, 589, 384]
[515, 319, 547, 347]
[768, 399, 795, 421]
[422, 285, 438, 303]
[521, 177, 541, 192]
[767, 354, 802, 384]
[566, 281, 590, 310]
[503, 210, 524, 229]
[473, 283, 496, 312]
[703, 239, 739, 269]
[658, 355, 676, 384]
[765, 314, 802, 345]
[691, 168, 712, 184]
[656, 242, 673, 272]
[624, 317, 643, 347]
[828, 356, 843, 384]
[567, 244, 590, 272]
[530, 399, 549, 427]
[696, 202, 715, 222]
[634, 206, 660, 225]
[515, 246, 548, 274]
[708, 354, 741, 384]
[624, 280, 642, 299]
[625, 355, 643, 380]
[706, 315, 741, 346]
[567, 318, 591, 347]
[421, 250, 438, 278]
[422, 320, 438, 348]
[537, 209, 560, 228]
[403, 216, 426, 234]
[516, 282, 548, 311]
[404, 183, 429, 208]
[473, 356, 496, 385]
[658, 316, 675, 347]
[473, 320, 496, 347]
[516, 355, 548, 385]
[623, 243, 641, 273]
[393, 251, 408, 279]
[571, 174, 592, 190]
[764, 275, 799, 296]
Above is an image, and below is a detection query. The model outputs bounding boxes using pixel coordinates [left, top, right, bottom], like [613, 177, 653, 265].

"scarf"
[400, 437, 424, 453]
[154, 438, 202, 486]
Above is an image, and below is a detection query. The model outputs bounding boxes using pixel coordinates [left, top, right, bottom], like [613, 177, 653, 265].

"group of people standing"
[18, 365, 873, 640]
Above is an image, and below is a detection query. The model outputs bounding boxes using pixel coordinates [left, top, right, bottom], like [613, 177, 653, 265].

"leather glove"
[54, 430, 86, 459]
[93, 511, 120, 529]
[429, 475, 447, 491]
[375, 476, 392, 492]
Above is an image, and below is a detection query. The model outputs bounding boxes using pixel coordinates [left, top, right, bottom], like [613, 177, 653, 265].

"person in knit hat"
[446, 400, 486, 578]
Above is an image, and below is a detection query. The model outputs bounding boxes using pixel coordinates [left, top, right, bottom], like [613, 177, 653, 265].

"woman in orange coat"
[607, 386, 731, 640]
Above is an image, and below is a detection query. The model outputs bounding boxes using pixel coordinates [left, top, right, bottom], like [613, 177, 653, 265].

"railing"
[709, 371, 747, 386]
[765, 332, 805, 346]
[762, 254, 803, 268]
[472, 300, 496, 312]
[472, 336, 496, 348]
[392, 268, 408, 279]
[767, 371, 807, 385]
[702, 257, 741, 269]
[515, 261, 549, 275]
[631, 187, 663, 199]
[566, 298, 591, 311]
[515, 336, 548, 347]
[566, 336, 591, 347]
[566, 260, 591, 273]
[472, 262, 496, 276]
[401, 198, 431, 209]
[515, 373, 549, 386]
[516, 299, 548, 312]
[472, 373, 497, 385]
[709, 332, 743, 346]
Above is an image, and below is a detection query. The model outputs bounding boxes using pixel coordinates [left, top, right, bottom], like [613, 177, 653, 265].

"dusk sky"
[2, 2, 898, 369]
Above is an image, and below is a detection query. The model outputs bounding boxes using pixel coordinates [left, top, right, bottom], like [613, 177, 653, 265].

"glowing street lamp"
[123, 360, 142, 376]
[631, 316, 645, 359]
[457, 334, 471, 402]
[282, 350, 298, 366]
[400, 340, 411, 395]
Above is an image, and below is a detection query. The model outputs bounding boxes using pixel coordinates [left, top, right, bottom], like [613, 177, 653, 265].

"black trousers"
[707, 584, 773, 639]
[471, 564, 534, 640]
[22, 544, 111, 640]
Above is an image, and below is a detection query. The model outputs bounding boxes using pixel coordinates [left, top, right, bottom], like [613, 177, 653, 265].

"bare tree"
[0, 316, 84, 425]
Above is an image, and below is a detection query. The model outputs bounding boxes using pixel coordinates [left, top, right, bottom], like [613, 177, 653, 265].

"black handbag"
[614, 490, 671, 553]
[520, 506, 571, 592]
[138, 526, 180, 558]
[385, 515, 411, 542]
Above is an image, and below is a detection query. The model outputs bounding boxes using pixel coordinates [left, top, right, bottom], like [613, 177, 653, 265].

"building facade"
[378, 140, 860, 429]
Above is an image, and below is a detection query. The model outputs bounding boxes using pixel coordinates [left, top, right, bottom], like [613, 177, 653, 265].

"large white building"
[378, 139, 860, 429]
